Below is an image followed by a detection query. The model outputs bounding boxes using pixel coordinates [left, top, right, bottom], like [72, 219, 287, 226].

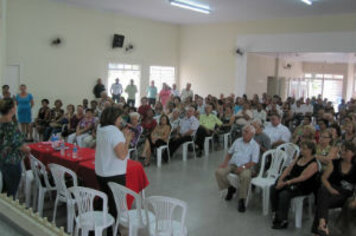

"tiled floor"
[5, 147, 344, 235]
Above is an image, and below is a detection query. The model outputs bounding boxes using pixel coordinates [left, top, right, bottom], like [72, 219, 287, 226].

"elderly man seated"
[215, 124, 260, 213]
[169, 106, 199, 156]
[264, 113, 291, 148]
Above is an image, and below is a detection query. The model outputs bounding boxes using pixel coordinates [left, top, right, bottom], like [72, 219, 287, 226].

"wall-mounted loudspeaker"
[112, 34, 125, 48]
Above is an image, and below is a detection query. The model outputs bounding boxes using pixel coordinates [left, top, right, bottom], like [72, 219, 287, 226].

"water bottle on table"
[60, 141, 65, 156]
[72, 144, 78, 159]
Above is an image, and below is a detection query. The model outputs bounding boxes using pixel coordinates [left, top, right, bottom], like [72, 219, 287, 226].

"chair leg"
[192, 142, 196, 159]
[295, 199, 303, 228]
[157, 149, 162, 168]
[38, 189, 45, 217]
[263, 187, 270, 216]
[182, 144, 188, 161]
[33, 186, 38, 210]
[94, 228, 103, 236]
[25, 178, 33, 208]
[74, 225, 79, 236]
[67, 203, 75, 233]
[204, 140, 209, 157]
[52, 196, 59, 223]
[113, 221, 120, 236]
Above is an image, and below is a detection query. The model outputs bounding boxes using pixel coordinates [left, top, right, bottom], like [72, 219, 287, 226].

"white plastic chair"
[17, 160, 35, 208]
[204, 135, 214, 157]
[29, 155, 56, 216]
[69, 186, 115, 236]
[146, 196, 188, 236]
[277, 143, 300, 167]
[156, 132, 172, 168]
[48, 164, 78, 233]
[182, 135, 196, 161]
[291, 194, 313, 228]
[245, 149, 287, 215]
[108, 182, 155, 236]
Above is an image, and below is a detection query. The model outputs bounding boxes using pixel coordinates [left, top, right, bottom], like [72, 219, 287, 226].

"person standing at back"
[181, 83, 193, 103]
[110, 78, 123, 103]
[146, 80, 157, 106]
[125, 79, 138, 107]
[16, 84, 34, 142]
[93, 78, 106, 100]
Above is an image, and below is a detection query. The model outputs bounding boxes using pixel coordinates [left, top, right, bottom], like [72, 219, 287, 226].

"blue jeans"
[0, 162, 22, 198]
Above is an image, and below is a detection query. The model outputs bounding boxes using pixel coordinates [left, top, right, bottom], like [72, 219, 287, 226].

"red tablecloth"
[78, 159, 149, 208]
[28, 142, 74, 167]
[50, 148, 95, 172]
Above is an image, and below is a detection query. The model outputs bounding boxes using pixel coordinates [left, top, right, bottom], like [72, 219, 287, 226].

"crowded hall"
[1, 0, 356, 235]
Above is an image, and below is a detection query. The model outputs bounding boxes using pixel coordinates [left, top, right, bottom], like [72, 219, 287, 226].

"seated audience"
[253, 103, 267, 123]
[215, 124, 260, 212]
[126, 112, 143, 149]
[316, 130, 339, 171]
[264, 113, 291, 148]
[336, 196, 356, 236]
[342, 121, 356, 144]
[292, 115, 315, 143]
[169, 108, 181, 136]
[140, 115, 171, 166]
[62, 105, 84, 138]
[311, 142, 356, 235]
[44, 99, 64, 141]
[34, 99, 51, 140]
[68, 109, 97, 147]
[141, 109, 157, 137]
[217, 105, 235, 134]
[251, 119, 271, 154]
[138, 97, 151, 118]
[169, 106, 200, 157]
[271, 141, 319, 229]
[195, 103, 222, 157]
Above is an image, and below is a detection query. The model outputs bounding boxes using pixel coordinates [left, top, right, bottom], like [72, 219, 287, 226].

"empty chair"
[48, 163, 78, 233]
[277, 143, 300, 167]
[29, 155, 56, 216]
[108, 182, 155, 236]
[245, 149, 287, 215]
[146, 196, 188, 236]
[69, 186, 115, 236]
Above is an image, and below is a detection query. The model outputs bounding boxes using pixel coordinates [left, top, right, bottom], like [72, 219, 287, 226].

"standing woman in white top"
[95, 106, 133, 221]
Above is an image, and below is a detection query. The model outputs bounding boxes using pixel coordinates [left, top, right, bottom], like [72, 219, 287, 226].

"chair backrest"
[146, 196, 187, 235]
[68, 186, 108, 225]
[108, 182, 145, 226]
[277, 143, 300, 166]
[29, 155, 53, 189]
[267, 149, 287, 179]
[255, 149, 275, 178]
[48, 164, 78, 199]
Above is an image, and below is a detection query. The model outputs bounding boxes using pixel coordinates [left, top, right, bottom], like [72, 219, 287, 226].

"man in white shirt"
[171, 83, 180, 97]
[110, 78, 123, 103]
[215, 124, 260, 212]
[264, 113, 291, 148]
[235, 103, 253, 126]
[181, 83, 193, 102]
[196, 97, 205, 115]
[169, 106, 199, 156]
[302, 98, 314, 115]
[253, 103, 267, 123]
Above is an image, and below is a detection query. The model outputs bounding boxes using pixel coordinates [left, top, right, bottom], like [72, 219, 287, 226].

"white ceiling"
[53, 0, 356, 24]
[254, 52, 356, 63]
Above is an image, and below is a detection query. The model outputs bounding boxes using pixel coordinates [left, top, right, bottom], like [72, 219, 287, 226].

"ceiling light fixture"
[169, 0, 211, 14]
[301, 0, 312, 5]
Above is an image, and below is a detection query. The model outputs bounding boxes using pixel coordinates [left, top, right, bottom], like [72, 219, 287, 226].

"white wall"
[179, 14, 356, 97]
[7, 0, 179, 111]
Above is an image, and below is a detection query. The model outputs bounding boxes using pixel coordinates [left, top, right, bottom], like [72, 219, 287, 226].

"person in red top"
[138, 97, 151, 118]
[159, 83, 171, 108]
[141, 109, 157, 137]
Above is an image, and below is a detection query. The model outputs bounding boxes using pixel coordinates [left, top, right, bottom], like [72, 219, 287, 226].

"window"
[107, 63, 141, 103]
[287, 73, 344, 111]
[149, 66, 176, 92]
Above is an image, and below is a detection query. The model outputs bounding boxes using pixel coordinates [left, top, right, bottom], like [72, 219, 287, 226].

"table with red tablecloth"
[50, 148, 95, 172]
[29, 142, 150, 208]
[78, 159, 150, 208]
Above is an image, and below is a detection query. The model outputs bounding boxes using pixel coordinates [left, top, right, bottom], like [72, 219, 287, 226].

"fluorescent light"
[169, 0, 211, 14]
[301, 0, 312, 5]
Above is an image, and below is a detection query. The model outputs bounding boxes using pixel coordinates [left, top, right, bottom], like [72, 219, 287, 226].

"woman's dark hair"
[329, 123, 341, 137]
[85, 108, 93, 114]
[41, 99, 49, 105]
[159, 114, 171, 127]
[343, 142, 356, 161]
[100, 107, 123, 127]
[54, 99, 63, 107]
[301, 140, 316, 155]
[0, 98, 15, 115]
[67, 104, 75, 112]
[318, 119, 329, 128]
